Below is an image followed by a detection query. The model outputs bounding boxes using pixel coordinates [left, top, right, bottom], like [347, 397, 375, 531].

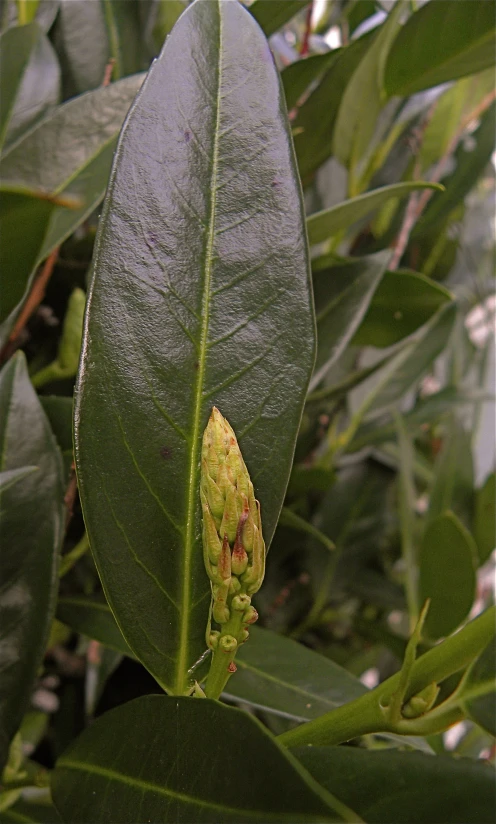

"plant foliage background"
[0, 0, 495, 822]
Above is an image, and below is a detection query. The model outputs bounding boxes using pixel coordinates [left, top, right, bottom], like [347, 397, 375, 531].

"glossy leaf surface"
[352, 270, 451, 348]
[249, 0, 308, 37]
[52, 696, 344, 823]
[74, 0, 315, 694]
[474, 472, 495, 565]
[228, 626, 366, 722]
[306, 183, 442, 246]
[293, 747, 496, 824]
[0, 73, 144, 262]
[311, 253, 388, 391]
[419, 512, 476, 639]
[0, 353, 64, 770]
[385, 0, 496, 96]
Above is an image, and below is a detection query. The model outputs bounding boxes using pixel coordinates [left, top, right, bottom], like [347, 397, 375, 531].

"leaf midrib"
[176, 0, 222, 694]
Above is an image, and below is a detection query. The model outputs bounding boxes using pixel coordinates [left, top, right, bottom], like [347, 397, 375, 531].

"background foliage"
[0, 0, 495, 822]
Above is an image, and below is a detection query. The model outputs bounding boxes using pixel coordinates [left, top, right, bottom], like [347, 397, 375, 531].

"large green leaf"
[51, 696, 350, 823]
[0, 352, 65, 771]
[332, 3, 402, 171]
[74, 0, 315, 695]
[306, 183, 442, 246]
[352, 270, 451, 348]
[0, 73, 144, 263]
[0, 21, 59, 151]
[293, 747, 496, 824]
[311, 252, 388, 391]
[293, 33, 372, 181]
[419, 512, 477, 639]
[248, 0, 308, 37]
[474, 472, 495, 565]
[428, 418, 474, 528]
[461, 640, 496, 736]
[385, 0, 496, 97]
[281, 50, 339, 112]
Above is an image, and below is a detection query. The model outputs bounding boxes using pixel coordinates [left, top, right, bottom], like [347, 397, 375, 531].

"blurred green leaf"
[461, 640, 496, 736]
[293, 747, 496, 824]
[0, 21, 59, 151]
[52, 696, 348, 823]
[0, 352, 65, 771]
[428, 418, 474, 528]
[332, 2, 402, 172]
[279, 508, 335, 553]
[474, 472, 495, 565]
[419, 512, 477, 639]
[352, 270, 452, 348]
[56, 596, 135, 658]
[293, 33, 372, 180]
[101, 0, 143, 80]
[0, 799, 62, 823]
[385, 0, 496, 97]
[282, 50, 339, 112]
[0, 72, 144, 263]
[311, 252, 389, 391]
[56, 0, 110, 93]
[394, 412, 418, 628]
[148, 0, 186, 52]
[307, 183, 442, 245]
[74, 0, 315, 695]
[249, 0, 308, 37]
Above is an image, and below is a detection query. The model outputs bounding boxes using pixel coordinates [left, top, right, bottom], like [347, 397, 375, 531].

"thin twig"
[102, 58, 116, 87]
[390, 88, 496, 270]
[300, 2, 313, 56]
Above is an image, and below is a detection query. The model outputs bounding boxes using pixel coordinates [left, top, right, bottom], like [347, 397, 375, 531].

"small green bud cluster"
[201, 407, 265, 655]
[402, 682, 440, 719]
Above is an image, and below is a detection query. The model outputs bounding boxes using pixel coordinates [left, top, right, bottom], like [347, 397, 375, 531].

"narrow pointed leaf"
[306, 183, 443, 246]
[249, 0, 308, 37]
[419, 512, 477, 639]
[428, 418, 474, 528]
[0, 73, 145, 263]
[385, 0, 496, 97]
[52, 696, 348, 823]
[0, 22, 39, 150]
[75, 0, 315, 695]
[0, 352, 65, 771]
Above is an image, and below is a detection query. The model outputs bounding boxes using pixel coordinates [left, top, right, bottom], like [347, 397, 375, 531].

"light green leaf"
[306, 183, 443, 246]
[74, 0, 315, 695]
[419, 512, 477, 639]
[461, 640, 496, 736]
[385, 0, 496, 97]
[293, 747, 496, 824]
[52, 696, 352, 823]
[0, 352, 65, 771]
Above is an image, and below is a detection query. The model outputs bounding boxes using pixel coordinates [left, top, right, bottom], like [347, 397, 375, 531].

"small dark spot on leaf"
[146, 230, 158, 246]
[271, 179, 280, 188]
[160, 446, 173, 461]
[194, 361, 199, 370]
[184, 130, 192, 143]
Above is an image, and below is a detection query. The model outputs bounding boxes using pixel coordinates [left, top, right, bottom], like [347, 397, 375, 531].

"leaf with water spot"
[74, 0, 315, 695]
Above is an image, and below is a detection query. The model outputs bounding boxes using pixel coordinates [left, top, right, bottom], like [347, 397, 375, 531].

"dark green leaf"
[385, 0, 496, 97]
[419, 512, 477, 639]
[74, 0, 315, 694]
[428, 418, 474, 528]
[352, 270, 451, 348]
[332, 3, 402, 170]
[249, 0, 308, 37]
[52, 695, 349, 823]
[461, 639, 496, 736]
[281, 50, 339, 112]
[293, 747, 496, 824]
[39, 396, 73, 454]
[0, 73, 144, 263]
[311, 252, 388, 391]
[56, 0, 110, 93]
[0, 22, 59, 150]
[228, 626, 366, 722]
[474, 472, 495, 565]
[293, 33, 372, 180]
[306, 183, 443, 246]
[56, 596, 135, 658]
[0, 799, 62, 823]
[279, 508, 335, 552]
[101, 0, 144, 80]
[149, 0, 186, 52]
[0, 352, 65, 771]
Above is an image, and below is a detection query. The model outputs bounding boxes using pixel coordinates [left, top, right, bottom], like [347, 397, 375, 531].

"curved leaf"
[74, 0, 315, 694]
[419, 512, 477, 639]
[56, 0, 110, 94]
[428, 418, 474, 528]
[0, 73, 145, 262]
[385, 0, 496, 97]
[293, 747, 496, 824]
[0, 352, 65, 771]
[306, 183, 443, 246]
[249, 0, 308, 37]
[281, 50, 339, 112]
[0, 22, 39, 150]
[52, 696, 349, 823]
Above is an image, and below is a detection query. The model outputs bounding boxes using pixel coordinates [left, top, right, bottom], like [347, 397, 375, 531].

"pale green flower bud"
[231, 594, 251, 611]
[402, 682, 440, 718]
[219, 635, 237, 653]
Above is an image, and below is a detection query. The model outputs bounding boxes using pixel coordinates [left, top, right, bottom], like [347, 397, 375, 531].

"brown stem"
[102, 57, 116, 87]
[300, 2, 313, 56]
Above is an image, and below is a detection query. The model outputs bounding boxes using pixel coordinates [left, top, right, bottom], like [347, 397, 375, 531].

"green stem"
[278, 606, 495, 747]
[31, 361, 66, 389]
[59, 533, 90, 577]
[204, 609, 244, 699]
